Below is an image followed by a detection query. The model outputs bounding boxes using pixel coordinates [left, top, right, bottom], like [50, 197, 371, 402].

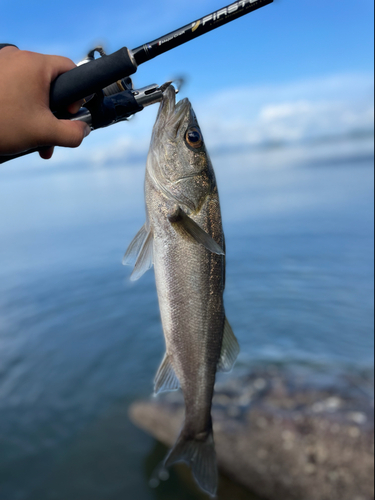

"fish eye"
[185, 127, 203, 148]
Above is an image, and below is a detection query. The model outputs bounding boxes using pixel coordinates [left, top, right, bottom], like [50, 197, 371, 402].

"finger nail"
[83, 125, 91, 138]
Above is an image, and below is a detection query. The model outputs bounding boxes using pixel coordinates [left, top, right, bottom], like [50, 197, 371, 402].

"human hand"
[0, 46, 91, 160]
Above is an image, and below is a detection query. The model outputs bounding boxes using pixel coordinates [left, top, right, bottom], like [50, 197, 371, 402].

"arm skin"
[0, 46, 91, 160]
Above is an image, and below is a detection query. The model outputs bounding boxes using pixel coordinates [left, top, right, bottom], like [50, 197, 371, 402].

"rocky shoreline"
[130, 366, 374, 500]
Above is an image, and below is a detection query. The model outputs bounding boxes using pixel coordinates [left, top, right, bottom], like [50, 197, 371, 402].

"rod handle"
[50, 47, 137, 110]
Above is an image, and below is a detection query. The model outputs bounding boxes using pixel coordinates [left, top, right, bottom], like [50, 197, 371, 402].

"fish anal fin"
[168, 207, 224, 256]
[154, 354, 180, 395]
[218, 318, 240, 372]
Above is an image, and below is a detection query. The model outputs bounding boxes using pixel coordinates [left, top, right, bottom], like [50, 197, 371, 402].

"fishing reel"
[64, 46, 173, 130]
[0, 0, 272, 163]
[0, 47, 176, 165]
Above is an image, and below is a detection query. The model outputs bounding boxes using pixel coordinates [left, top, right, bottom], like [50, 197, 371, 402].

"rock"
[129, 367, 374, 500]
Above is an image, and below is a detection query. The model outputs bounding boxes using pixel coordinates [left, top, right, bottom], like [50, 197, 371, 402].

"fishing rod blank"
[50, 0, 273, 110]
[132, 0, 273, 65]
[1, 0, 273, 163]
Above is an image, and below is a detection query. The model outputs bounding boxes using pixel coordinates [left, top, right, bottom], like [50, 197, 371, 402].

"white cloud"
[260, 101, 313, 121]
[9, 72, 373, 175]
[197, 73, 374, 149]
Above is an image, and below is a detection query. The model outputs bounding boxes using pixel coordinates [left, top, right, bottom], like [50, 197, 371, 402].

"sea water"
[0, 152, 373, 499]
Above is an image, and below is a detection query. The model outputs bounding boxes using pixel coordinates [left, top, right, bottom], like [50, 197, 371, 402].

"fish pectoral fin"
[154, 354, 180, 395]
[218, 318, 240, 372]
[122, 224, 154, 281]
[168, 207, 224, 256]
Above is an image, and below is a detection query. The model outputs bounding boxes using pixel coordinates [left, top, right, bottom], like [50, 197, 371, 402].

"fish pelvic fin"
[218, 317, 240, 372]
[164, 428, 218, 498]
[168, 207, 224, 256]
[154, 354, 180, 395]
[122, 224, 154, 281]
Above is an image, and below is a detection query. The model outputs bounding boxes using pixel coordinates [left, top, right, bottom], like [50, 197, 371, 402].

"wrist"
[0, 44, 18, 50]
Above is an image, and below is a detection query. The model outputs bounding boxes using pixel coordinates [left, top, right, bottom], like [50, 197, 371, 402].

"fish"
[123, 85, 240, 498]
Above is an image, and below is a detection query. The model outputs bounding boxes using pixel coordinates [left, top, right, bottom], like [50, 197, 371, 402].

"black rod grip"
[50, 47, 137, 111]
[0, 147, 45, 164]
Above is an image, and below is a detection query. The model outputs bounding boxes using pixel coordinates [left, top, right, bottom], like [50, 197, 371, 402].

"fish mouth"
[156, 86, 191, 138]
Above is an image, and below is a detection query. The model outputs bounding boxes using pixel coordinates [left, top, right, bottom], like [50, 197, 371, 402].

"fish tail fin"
[164, 428, 218, 498]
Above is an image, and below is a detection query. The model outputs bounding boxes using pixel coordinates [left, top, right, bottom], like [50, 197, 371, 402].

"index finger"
[45, 55, 84, 114]
[67, 100, 85, 115]
[46, 54, 77, 81]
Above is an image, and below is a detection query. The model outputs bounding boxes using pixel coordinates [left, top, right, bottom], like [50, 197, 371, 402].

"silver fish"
[124, 86, 239, 497]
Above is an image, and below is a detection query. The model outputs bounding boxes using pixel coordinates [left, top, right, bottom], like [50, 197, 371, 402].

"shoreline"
[130, 365, 374, 500]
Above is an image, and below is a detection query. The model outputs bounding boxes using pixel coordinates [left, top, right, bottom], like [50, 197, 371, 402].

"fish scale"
[123, 86, 239, 497]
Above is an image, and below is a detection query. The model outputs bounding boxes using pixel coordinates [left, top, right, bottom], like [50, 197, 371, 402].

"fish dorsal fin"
[122, 224, 154, 281]
[154, 354, 180, 395]
[168, 207, 224, 256]
[218, 318, 240, 372]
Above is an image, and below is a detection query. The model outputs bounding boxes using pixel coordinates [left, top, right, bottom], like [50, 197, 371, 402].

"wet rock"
[129, 367, 374, 500]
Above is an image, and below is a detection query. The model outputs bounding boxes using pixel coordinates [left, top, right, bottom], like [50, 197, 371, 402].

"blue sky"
[1, 0, 373, 88]
[0, 0, 373, 169]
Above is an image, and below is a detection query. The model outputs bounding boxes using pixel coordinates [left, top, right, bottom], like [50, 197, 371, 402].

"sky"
[0, 0, 373, 170]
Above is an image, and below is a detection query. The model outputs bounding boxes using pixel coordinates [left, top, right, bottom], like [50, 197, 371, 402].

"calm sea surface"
[0, 152, 373, 499]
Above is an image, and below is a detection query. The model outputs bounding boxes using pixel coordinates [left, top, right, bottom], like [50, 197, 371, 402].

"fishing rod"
[0, 0, 273, 163]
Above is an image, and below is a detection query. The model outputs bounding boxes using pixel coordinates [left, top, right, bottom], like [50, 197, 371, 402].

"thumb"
[44, 119, 91, 149]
